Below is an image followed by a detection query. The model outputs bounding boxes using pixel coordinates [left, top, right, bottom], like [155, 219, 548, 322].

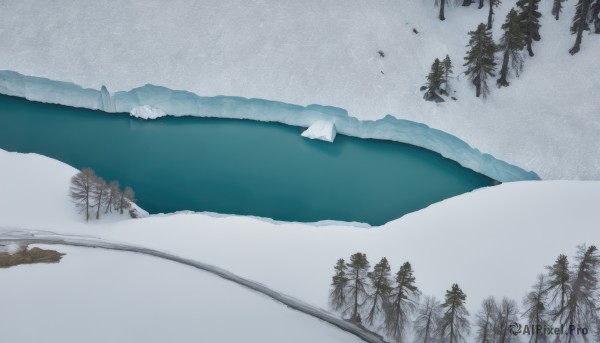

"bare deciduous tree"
[70, 168, 97, 221]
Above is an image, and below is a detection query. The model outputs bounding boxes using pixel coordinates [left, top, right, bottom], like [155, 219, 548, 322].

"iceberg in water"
[0, 70, 540, 182]
[301, 120, 336, 142]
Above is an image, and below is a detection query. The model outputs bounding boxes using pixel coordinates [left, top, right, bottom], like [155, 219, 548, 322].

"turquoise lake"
[0, 94, 494, 225]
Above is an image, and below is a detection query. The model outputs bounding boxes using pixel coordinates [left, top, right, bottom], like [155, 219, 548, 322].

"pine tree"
[464, 23, 497, 98]
[487, 0, 501, 29]
[365, 257, 392, 325]
[414, 296, 442, 343]
[559, 245, 600, 337]
[437, 283, 470, 343]
[551, 0, 564, 20]
[546, 254, 570, 321]
[427, 58, 445, 95]
[384, 262, 420, 342]
[591, 0, 600, 33]
[569, 0, 593, 55]
[497, 9, 526, 87]
[494, 297, 519, 343]
[330, 258, 350, 311]
[69, 168, 97, 221]
[475, 296, 498, 343]
[516, 0, 542, 56]
[523, 274, 549, 343]
[442, 54, 454, 92]
[345, 252, 370, 323]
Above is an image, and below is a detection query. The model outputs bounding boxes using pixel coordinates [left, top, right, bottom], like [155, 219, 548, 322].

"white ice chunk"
[130, 105, 166, 119]
[301, 120, 336, 142]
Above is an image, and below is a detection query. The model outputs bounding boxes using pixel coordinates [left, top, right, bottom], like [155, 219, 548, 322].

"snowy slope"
[0, 245, 363, 343]
[1, 149, 599, 343]
[0, 1, 598, 179]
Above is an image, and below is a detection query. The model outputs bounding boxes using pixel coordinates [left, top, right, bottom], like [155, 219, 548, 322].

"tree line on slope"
[69, 168, 137, 221]
[427, 0, 599, 99]
[329, 244, 600, 342]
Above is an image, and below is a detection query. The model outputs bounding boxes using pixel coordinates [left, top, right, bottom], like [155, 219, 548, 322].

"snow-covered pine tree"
[474, 296, 498, 343]
[551, 0, 564, 20]
[330, 258, 349, 311]
[487, 0, 501, 29]
[522, 274, 549, 343]
[384, 261, 420, 342]
[497, 8, 526, 87]
[559, 245, 600, 335]
[464, 23, 497, 98]
[437, 283, 470, 343]
[494, 297, 519, 343]
[442, 54, 454, 92]
[569, 0, 593, 54]
[365, 257, 392, 326]
[414, 296, 442, 343]
[546, 254, 570, 321]
[516, 0, 542, 56]
[345, 252, 370, 323]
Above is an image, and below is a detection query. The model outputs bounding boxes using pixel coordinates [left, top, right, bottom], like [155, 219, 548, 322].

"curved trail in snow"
[0, 230, 387, 343]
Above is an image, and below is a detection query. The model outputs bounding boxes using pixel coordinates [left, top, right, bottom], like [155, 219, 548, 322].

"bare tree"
[414, 296, 442, 343]
[92, 176, 108, 220]
[69, 168, 97, 221]
[475, 296, 498, 343]
[495, 297, 519, 343]
[118, 186, 136, 214]
[104, 181, 120, 214]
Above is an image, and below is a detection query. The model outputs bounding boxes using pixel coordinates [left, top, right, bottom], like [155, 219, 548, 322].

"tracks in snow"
[0, 230, 387, 343]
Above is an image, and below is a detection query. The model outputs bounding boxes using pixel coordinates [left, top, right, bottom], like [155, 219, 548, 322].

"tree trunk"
[95, 188, 104, 220]
[462, 0, 472, 6]
[439, 0, 446, 20]
[479, 0, 484, 9]
[487, 0, 494, 29]
[569, 0, 590, 57]
[497, 48, 510, 87]
[352, 269, 359, 322]
[474, 75, 482, 97]
[527, 38, 535, 56]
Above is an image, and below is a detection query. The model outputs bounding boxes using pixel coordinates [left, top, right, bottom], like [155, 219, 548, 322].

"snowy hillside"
[0, 245, 363, 343]
[1, 149, 600, 342]
[0, 0, 598, 179]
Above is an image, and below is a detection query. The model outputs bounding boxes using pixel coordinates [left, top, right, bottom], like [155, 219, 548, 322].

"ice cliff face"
[0, 70, 539, 182]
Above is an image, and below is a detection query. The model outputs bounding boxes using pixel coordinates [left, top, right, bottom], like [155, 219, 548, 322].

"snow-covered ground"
[0, 1, 598, 180]
[0, 244, 363, 343]
[1, 150, 599, 342]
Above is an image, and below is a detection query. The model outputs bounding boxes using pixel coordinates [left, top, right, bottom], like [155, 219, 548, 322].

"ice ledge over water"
[0, 70, 540, 182]
[301, 120, 336, 142]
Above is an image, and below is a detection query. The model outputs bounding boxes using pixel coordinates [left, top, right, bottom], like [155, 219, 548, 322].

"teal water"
[0, 94, 494, 225]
